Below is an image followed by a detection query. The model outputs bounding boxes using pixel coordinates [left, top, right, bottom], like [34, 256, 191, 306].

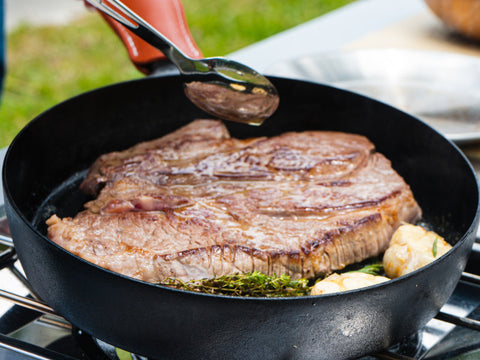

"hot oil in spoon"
[184, 81, 280, 125]
[183, 60, 279, 125]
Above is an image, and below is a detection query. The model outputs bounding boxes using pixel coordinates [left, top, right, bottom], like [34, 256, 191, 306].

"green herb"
[160, 271, 311, 297]
[347, 263, 384, 276]
[115, 348, 133, 360]
[433, 237, 438, 258]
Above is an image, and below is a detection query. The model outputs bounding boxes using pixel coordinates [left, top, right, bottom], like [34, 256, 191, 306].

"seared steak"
[47, 120, 422, 282]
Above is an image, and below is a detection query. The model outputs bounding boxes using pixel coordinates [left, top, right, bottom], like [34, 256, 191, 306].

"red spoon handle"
[90, 0, 203, 74]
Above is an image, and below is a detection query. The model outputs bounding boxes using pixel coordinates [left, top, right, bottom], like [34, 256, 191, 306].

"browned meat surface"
[47, 119, 422, 282]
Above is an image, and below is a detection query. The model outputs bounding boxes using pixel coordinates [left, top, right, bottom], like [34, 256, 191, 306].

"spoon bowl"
[85, 0, 279, 125]
[183, 57, 280, 125]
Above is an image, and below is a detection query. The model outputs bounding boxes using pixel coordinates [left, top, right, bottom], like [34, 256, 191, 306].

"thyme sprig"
[160, 271, 312, 297]
[432, 237, 438, 258]
[160, 262, 385, 297]
[348, 263, 384, 276]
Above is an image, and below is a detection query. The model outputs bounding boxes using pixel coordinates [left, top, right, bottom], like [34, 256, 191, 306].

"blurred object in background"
[4, 0, 85, 31]
[425, 0, 480, 41]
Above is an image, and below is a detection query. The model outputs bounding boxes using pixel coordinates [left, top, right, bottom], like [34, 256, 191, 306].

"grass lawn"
[0, 0, 355, 148]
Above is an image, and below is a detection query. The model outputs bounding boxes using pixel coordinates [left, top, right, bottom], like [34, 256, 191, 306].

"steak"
[47, 119, 422, 282]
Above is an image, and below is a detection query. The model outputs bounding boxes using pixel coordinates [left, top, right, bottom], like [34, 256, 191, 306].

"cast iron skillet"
[2, 75, 479, 360]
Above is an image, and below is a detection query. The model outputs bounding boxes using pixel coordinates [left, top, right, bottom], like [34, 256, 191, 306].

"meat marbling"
[47, 119, 422, 282]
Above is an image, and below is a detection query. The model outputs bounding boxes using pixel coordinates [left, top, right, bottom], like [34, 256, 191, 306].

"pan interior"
[4, 75, 478, 250]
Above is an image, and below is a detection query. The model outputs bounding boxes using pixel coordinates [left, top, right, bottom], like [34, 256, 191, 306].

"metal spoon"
[85, 0, 280, 126]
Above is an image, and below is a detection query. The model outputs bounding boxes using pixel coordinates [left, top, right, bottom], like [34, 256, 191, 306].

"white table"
[230, 0, 430, 72]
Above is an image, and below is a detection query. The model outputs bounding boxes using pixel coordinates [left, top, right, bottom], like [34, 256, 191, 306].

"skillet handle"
[87, 0, 203, 74]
